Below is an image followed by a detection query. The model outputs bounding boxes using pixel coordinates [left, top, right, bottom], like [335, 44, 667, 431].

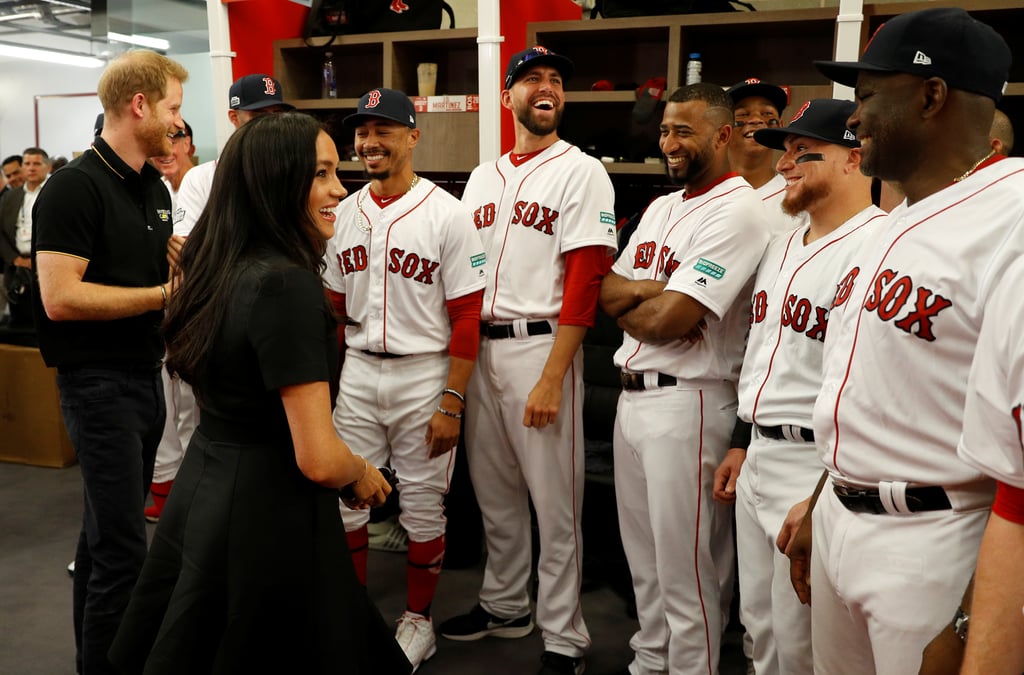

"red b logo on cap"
[366, 90, 382, 108]
[263, 77, 276, 95]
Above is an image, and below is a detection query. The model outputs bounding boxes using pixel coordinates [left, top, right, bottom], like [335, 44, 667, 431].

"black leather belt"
[620, 371, 677, 391]
[481, 321, 553, 340]
[360, 350, 405, 359]
[756, 424, 815, 443]
[833, 483, 952, 514]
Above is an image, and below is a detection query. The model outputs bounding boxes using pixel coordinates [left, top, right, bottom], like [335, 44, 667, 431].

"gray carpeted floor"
[0, 460, 749, 674]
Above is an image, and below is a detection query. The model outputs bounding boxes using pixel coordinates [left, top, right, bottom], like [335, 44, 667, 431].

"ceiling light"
[107, 32, 170, 51]
[0, 42, 104, 68]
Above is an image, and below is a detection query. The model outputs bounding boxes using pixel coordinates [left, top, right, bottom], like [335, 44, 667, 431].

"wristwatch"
[952, 606, 970, 642]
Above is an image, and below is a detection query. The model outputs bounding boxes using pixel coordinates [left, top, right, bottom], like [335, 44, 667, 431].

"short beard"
[782, 179, 831, 216]
[516, 106, 562, 137]
[364, 168, 390, 180]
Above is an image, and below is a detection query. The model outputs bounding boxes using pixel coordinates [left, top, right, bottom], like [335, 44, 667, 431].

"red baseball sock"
[346, 525, 369, 586]
[407, 535, 445, 616]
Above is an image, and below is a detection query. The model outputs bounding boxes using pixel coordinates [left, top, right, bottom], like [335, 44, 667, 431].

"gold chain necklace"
[354, 174, 420, 233]
[90, 144, 125, 180]
[953, 149, 995, 183]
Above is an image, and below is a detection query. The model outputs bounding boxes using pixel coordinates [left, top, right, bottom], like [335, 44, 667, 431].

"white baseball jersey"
[814, 157, 1024, 487]
[323, 177, 486, 355]
[462, 140, 618, 321]
[612, 174, 769, 383]
[756, 173, 808, 235]
[738, 205, 886, 427]
[173, 160, 216, 237]
[958, 255, 1024, 488]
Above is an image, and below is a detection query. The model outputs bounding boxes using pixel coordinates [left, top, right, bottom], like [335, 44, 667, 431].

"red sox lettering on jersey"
[335, 245, 439, 285]
[830, 265, 953, 341]
[751, 289, 828, 342]
[474, 201, 559, 236]
[631, 241, 681, 277]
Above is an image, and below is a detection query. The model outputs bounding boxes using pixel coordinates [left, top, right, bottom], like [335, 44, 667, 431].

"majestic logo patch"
[470, 252, 486, 268]
[600, 211, 616, 225]
[695, 277, 708, 287]
[694, 258, 725, 280]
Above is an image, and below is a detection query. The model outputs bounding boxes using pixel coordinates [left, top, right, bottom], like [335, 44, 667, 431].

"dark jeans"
[57, 365, 165, 675]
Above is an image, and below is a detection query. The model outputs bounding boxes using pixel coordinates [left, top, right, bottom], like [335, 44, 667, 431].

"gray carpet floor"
[0, 461, 749, 674]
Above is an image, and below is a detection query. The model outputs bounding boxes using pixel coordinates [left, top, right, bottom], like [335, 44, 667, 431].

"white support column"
[477, 0, 503, 164]
[206, 0, 235, 153]
[833, 0, 864, 100]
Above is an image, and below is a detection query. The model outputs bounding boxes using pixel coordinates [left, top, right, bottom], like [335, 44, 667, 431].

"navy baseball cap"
[229, 74, 294, 111]
[815, 8, 1010, 102]
[754, 98, 859, 151]
[344, 88, 416, 129]
[93, 113, 104, 137]
[726, 78, 789, 115]
[504, 46, 574, 90]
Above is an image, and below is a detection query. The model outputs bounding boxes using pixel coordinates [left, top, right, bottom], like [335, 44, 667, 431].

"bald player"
[440, 46, 616, 675]
[784, 8, 1024, 674]
[713, 99, 886, 675]
[726, 78, 806, 234]
[324, 87, 486, 672]
[600, 83, 768, 675]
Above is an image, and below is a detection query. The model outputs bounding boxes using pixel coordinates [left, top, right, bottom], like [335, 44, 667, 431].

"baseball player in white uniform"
[726, 79, 806, 235]
[175, 74, 293, 234]
[713, 99, 885, 675]
[957, 255, 1024, 674]
[790, 9, 1024, 674]
[438, 47, 616, 675]
[148, 120, 198, 522]
[599, 83, 768, 675]
[323, 88, 486, 672]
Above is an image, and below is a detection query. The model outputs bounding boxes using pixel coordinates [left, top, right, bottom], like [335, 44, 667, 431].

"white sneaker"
[368, 515, 409, 553]
[396, 611, 437, 673]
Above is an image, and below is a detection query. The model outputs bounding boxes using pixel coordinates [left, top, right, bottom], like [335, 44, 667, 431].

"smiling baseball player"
[789, 8, 1024, 674]
[439, 47, 617, 675]
[713, 98, 885, 675]
[323, 88, 486, 672]
[599, 83, 769, 675]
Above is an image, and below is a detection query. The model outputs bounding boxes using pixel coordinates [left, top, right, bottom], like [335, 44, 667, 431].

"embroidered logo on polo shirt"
[157, 209, 171, 222]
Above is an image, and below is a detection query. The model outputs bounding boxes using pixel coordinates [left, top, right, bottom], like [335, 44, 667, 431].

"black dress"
[109, 256, 412, 675]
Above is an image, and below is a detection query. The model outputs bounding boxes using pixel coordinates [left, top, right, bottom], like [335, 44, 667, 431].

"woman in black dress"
[109, 112, 412, 675]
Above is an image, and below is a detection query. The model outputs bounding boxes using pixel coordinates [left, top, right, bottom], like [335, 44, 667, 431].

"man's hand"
[524, 375, 562, 428]
[776, 497, 811, 556]
[785, 499, 814, 605]
[425, 410, 460, 459]
[918, 624, 964, 675]
[167, 234, 186, 276]
[713, 448, 746, 504]
[13, 255, 31, 269]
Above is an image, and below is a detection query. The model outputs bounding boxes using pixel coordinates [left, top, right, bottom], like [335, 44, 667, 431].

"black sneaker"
[538, 651, 585, 675]
[439, 604, 534, 641]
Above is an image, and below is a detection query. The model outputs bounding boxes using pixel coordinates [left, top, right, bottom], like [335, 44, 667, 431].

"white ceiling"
[0, 0, 210, 63]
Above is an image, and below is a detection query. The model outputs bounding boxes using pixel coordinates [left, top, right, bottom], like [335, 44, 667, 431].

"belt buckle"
[620, 372, 644, 391]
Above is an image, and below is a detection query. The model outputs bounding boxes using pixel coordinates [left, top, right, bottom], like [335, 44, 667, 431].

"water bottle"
[322, 51, 337, 99]
[685, 53, 702, 85]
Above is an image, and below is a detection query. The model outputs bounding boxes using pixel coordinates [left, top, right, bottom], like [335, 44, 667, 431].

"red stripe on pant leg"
[693, 390, 713, 675]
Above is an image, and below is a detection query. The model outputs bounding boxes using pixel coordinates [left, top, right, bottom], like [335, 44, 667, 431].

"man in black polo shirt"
[32, 50, 189, 675]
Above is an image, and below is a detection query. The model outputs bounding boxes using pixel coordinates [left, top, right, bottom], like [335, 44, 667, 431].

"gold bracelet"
[158, 284, 168, 309]
[353, 456, 368, 484]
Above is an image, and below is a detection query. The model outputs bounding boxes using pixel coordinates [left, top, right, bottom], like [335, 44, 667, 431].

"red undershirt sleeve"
[447, 289, 484, 361]
[560, 245, 613, 328]
[993, 480, 1024, 525]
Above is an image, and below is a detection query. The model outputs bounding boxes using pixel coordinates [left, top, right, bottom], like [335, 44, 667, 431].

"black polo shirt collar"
[90, 136, 163, 186]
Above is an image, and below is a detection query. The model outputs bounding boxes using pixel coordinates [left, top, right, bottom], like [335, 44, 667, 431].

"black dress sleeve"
[248, 266, 333, 390]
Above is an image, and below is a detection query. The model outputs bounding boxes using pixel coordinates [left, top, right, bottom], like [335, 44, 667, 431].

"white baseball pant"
[153, 365, 197, 483]
[335, 350, 454, 541]
[735, 433, 820, 675]
[465, 330, 590, 657]
[810, 484, 987, 674]
[613, 381, 736, 675]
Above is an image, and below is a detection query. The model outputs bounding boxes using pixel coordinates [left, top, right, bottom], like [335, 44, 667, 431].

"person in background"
[0, 148, 51, 328]
[108, 111, 411, 675]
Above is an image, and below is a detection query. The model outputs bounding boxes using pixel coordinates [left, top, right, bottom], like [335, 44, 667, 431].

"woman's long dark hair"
[164, 112, 327, 385]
